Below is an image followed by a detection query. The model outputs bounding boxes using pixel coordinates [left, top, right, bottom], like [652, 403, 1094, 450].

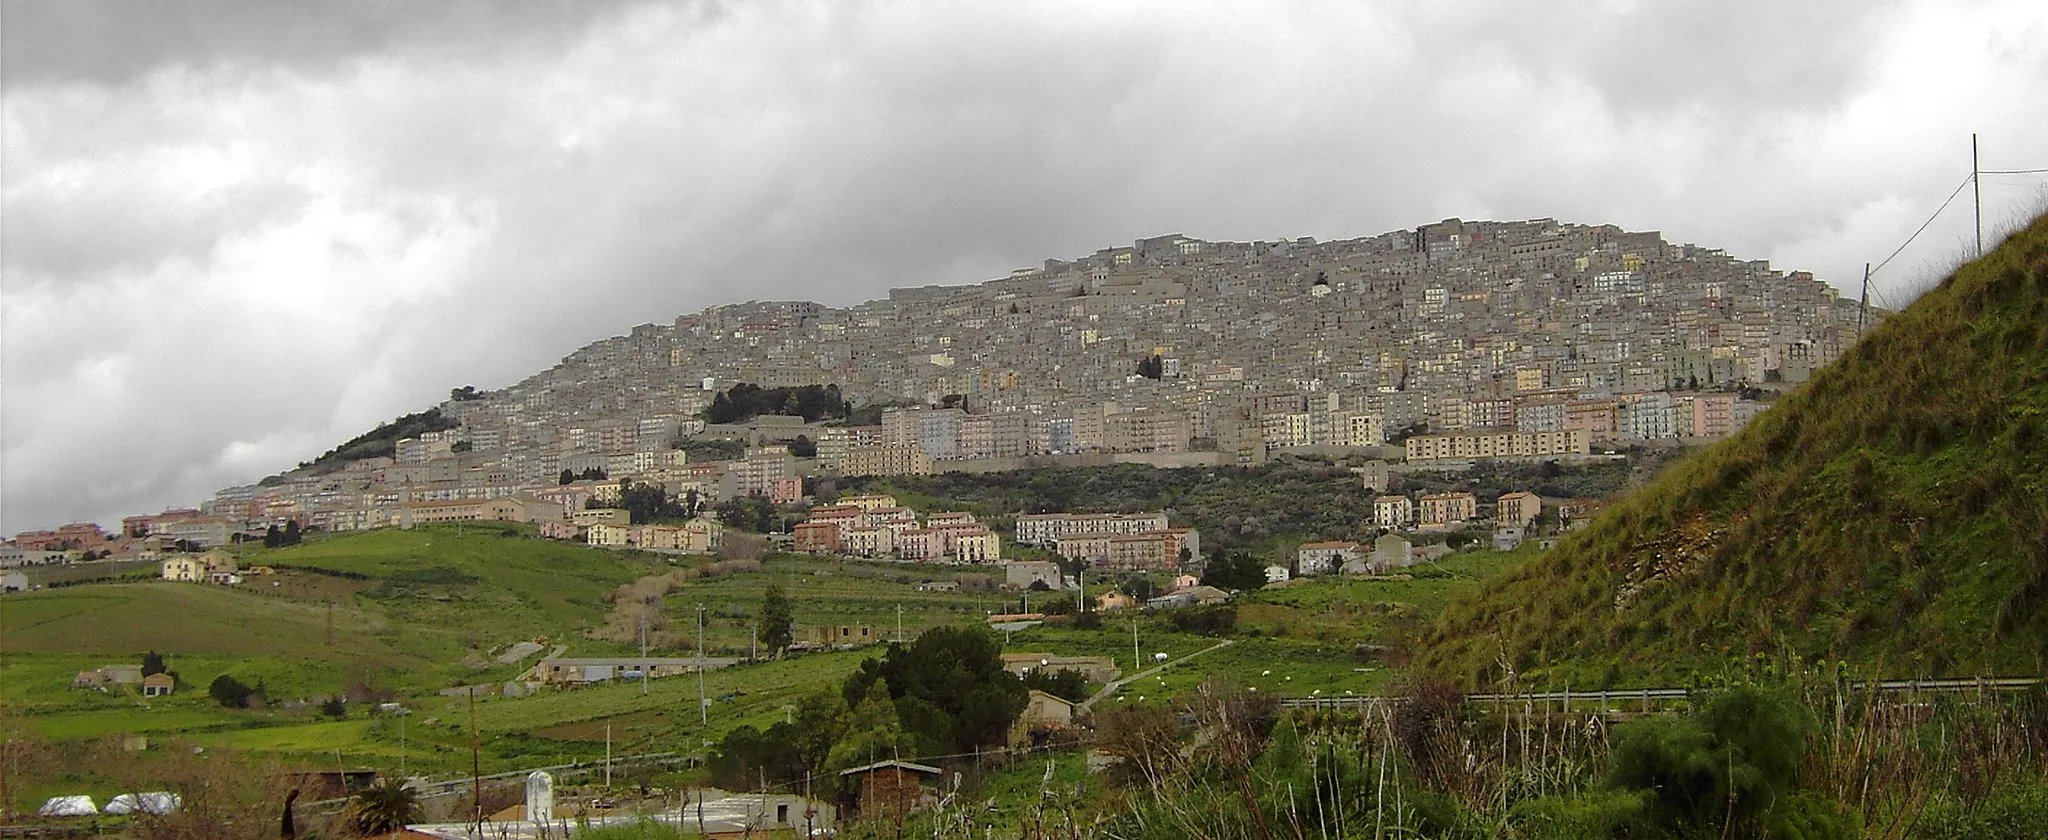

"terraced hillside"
[1421, 213, 2048, 687]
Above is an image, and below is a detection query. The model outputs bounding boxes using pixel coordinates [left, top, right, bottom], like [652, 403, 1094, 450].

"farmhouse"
[141, 674, 175, 697]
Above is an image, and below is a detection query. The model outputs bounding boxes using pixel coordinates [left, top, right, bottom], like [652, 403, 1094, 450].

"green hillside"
[1421, 213, 2048, 686]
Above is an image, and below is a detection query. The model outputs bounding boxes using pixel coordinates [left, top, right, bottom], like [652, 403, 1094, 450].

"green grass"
[1422, 212, 2048, 688]
[0, 518, 1543, 775]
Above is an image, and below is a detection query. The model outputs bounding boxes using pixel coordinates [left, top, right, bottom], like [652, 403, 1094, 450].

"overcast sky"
[4, 0, 2047, 534]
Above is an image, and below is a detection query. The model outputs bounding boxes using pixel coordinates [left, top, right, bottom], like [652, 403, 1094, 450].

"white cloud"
[4, 0, 2048, 532]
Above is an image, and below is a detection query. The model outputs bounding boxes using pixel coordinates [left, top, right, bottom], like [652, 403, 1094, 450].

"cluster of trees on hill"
[708, 626, 1029, 792]
[585, 479, 701, 524]
[1135, 353, 1166, 379]
[558, 467, 608, 484]
[299, 408, 459, 473]
[704, 383, 852, 424]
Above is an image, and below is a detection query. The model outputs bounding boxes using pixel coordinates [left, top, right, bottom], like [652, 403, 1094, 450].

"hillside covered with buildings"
[11, 216, 1868, 559]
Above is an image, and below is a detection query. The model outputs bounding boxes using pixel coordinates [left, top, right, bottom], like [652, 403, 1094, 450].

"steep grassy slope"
[1421, 214, 2048, 686]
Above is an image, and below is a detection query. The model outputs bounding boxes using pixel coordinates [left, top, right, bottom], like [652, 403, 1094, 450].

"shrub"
[1607, 685, 1810, 834]
[208, 675, 255, 709]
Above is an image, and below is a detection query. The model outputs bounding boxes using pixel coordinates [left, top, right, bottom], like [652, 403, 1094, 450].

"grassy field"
[2, 519, 1543, 788]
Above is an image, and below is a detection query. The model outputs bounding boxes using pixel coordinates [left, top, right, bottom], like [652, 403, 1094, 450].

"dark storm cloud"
[4, 0, 2046, 534]
[0, 0, 637, 84]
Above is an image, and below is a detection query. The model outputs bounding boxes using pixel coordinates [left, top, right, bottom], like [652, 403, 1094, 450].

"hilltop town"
[8, 216, 1868, 560]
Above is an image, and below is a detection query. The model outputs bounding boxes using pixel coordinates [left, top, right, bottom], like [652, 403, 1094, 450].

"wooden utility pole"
[470, 689, 482, 834]
[1973, 133, 1983, 258]
[696, 604, 707, 727]
[1859, 263, 1871, 334]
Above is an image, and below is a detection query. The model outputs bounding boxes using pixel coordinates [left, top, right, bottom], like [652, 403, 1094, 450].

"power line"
[1980, 167, 2048, 175]
[1869, 172, 1974, 278]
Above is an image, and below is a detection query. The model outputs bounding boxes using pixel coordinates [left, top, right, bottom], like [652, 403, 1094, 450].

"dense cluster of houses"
[791, 494, 1002, 563]
[1285, 489, 1571, 581]
[1013, 512, 1199, 573]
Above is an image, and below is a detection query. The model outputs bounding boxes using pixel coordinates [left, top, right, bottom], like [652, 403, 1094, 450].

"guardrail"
[1279, 676, 2044, 712]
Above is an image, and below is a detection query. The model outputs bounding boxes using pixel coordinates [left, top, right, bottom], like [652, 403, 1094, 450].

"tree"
[1020, 668, 1090, 703]
[282, 520, 302, 546]
[1136, 353, 1165, 380]
[263, 525, 283, 548]
[1121, 575, 1158, 600]
[349, 776, 422, 836]
[320, 697, 347, 719]
[759, 584, 794, 656]
[209, 675, 255, 709]
[559, 469, 576, 485]
[1200, 549, 1266, 591]
[842, 625, 1028, 754]
[140, 651, 167, 677]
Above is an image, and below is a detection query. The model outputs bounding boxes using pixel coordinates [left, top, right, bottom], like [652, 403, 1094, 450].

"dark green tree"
[1021, 668, 1090, 703]
[759, 584, 794, 656]
[321, 697, 347, 719]
[1200, 549, 1266, 591]
[349, 777, 422, 835]
[1135, 353, 1165, 379]
[1120, 576, 1158, 600]
[559, 469, 576, 485]
[140, 651, 167, 677]
[842, 625, 1028, 754]
[209, 674, 255, 708]
[263, 525, 283, 548]
[282, 520, 302, 546]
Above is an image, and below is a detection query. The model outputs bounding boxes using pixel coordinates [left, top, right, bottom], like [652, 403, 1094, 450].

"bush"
[1607, 685, 1810, 835]
[1510, 790, 1659, 840]
[1166, 604, 1236, 636]
[208, 675, 254, 709]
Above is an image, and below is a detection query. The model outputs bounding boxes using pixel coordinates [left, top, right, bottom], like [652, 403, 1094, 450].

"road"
[1079, 638, 1235, 712]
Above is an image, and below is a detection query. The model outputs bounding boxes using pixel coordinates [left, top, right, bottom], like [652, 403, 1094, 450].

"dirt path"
[1079, 638, 1235, 712]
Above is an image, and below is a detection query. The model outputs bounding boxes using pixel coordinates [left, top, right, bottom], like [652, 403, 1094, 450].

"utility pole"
[895, 604, 903, 644]
[696, 604, 707, 727]
[1131, 619, 1140, 675]
[1973, 133, 1983, 258]
[469, 689, 482, 835]
[397, 707, 408, 780]
[639, 612, 649, 697]
[1859, 263, 1871, 334]
[605, 723, 612, 789]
